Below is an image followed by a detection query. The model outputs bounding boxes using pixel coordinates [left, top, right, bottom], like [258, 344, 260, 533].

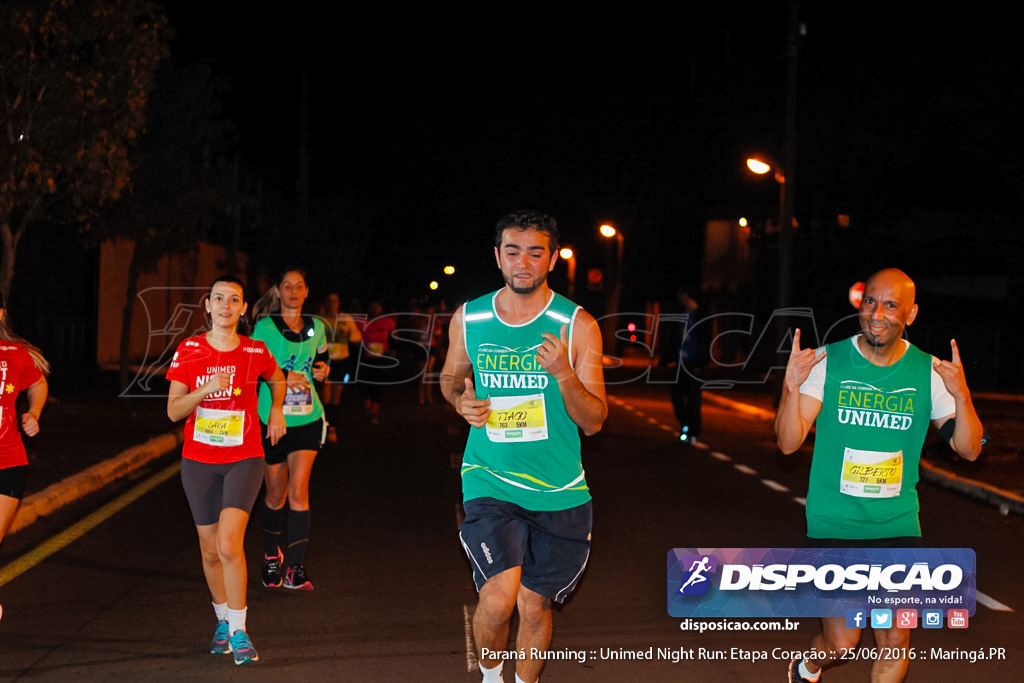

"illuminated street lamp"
[443, 265, 455, 276]
[559, 247, 576, 300]
[746, 158, 770, 175]
[599, 224, 624, 354]
[746, 156, 786, 191]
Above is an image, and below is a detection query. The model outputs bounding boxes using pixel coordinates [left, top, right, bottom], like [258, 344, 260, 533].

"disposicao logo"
[667, 548, 976, 619]
[677, 555, 718, 595]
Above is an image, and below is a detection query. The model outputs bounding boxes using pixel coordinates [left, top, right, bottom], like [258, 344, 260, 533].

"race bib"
[285, 389, 314, 415]
[840, 447, 903, 498]
[486, 393, 548, 443]
[194, 407, 245, 447]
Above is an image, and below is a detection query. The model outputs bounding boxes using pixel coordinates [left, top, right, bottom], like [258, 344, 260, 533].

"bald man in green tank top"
[776, 268, 984, 683]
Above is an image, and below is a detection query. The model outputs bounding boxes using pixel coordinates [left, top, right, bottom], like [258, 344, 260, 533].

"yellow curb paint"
[0, 461, 181, 587]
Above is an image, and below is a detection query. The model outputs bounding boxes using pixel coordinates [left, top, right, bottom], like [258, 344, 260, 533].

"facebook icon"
[845, 609, 866, 629]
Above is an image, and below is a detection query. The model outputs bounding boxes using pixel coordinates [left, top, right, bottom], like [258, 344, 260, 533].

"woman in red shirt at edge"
[358, 300, 395, 424]
[166, 276, 286, 665]
[0, 294, 50, 622]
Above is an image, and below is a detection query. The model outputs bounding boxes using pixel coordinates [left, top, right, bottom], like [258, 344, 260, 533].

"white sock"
[212, 602, 228, 622]
[479, 661, 503, 682]
[227, 607, 247, 635]
[515, 674, 537, 683]
[799, 658, 820, 682]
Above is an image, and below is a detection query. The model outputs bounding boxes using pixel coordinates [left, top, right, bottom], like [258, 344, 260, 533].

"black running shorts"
[460, 497, 592, 604]
[261, 418, 325, 465]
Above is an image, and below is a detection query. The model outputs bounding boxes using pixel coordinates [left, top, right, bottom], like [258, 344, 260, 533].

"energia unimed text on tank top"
[807, 337, 933, 539]
[460, 290, 590, 511]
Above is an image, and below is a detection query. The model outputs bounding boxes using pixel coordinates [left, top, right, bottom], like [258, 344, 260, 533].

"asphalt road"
[0, 380, 1020, 681]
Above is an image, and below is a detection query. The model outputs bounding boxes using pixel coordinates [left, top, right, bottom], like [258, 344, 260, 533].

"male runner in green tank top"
[775, 268, 984, 683]
[441, 210, 607, 683]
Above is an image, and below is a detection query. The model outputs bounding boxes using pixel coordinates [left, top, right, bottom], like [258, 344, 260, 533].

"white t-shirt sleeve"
[798, 347, 828, 402]
[930, 356, 956, 420]
[796, 341, 954, 419]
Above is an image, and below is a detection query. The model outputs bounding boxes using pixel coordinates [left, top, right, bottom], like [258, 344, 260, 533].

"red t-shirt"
[0, 343, 44, 469]
[166, 335, 279, 464]
[361, 315, 396, 354]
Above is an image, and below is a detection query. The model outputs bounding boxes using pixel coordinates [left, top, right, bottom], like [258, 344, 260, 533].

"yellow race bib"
[840, 447, 903, 498]
[486, 394, 548, 443]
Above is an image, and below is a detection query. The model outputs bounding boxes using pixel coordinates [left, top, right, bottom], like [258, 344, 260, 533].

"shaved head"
[865, 268, 916, 306]
[859, 268, 919, 350]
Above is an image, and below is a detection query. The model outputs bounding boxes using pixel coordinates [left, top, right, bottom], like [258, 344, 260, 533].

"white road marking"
[463, 604, 478, 671]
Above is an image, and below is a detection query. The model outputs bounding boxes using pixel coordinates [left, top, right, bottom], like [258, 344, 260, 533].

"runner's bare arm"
[537, 312, 607, 436]
[265, 367, 287, 445]
[167, 375, 231, 422]
[20, 376, 48, 437]
[775, 328, 825, 453]
[440, 305, 491, 427]
[932, 339, 984, 461]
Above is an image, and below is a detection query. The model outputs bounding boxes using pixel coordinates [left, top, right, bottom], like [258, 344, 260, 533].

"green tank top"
[461, 290, 590, 511]
[254, 315, 327, 426]
[807, 337, 932, 539]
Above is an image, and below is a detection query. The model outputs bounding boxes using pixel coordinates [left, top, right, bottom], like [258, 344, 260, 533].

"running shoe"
[788, 657, 820, 682]
[284, 564, 314, 591]
[228, 630, 259, 665]
[209, 620, 230, 654]
[262, 547, 284, 588]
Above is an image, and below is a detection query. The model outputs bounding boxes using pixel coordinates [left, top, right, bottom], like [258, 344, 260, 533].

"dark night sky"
[158, 4, 1024, 309]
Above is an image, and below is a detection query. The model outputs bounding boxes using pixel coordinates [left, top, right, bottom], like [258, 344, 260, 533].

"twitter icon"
[870, 609, 892, 628]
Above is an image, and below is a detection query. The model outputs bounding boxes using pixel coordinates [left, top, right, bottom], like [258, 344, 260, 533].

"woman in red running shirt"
[166, 276, 286, 665]
[0, 294, 49, 556]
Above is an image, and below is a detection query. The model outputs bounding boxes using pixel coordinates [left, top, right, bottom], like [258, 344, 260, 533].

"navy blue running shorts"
[460, 497, 592, 604]
[261, 418, 325, 465]
[180, 457, 264, 526]
[0, 465, 27, 499]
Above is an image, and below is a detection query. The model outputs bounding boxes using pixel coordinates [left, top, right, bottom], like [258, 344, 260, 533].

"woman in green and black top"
[252, 269, 329, 591]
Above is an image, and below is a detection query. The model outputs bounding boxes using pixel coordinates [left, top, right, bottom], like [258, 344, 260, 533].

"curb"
[704, 391, 1024, 517]
[919, 459, 1024, 516]
[10, 429, 184, 536]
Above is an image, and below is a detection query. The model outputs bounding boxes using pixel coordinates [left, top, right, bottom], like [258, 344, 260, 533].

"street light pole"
[779, 0, 800, 312]
[559, 247, 577, 301]
[599, 224, 623, 355]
